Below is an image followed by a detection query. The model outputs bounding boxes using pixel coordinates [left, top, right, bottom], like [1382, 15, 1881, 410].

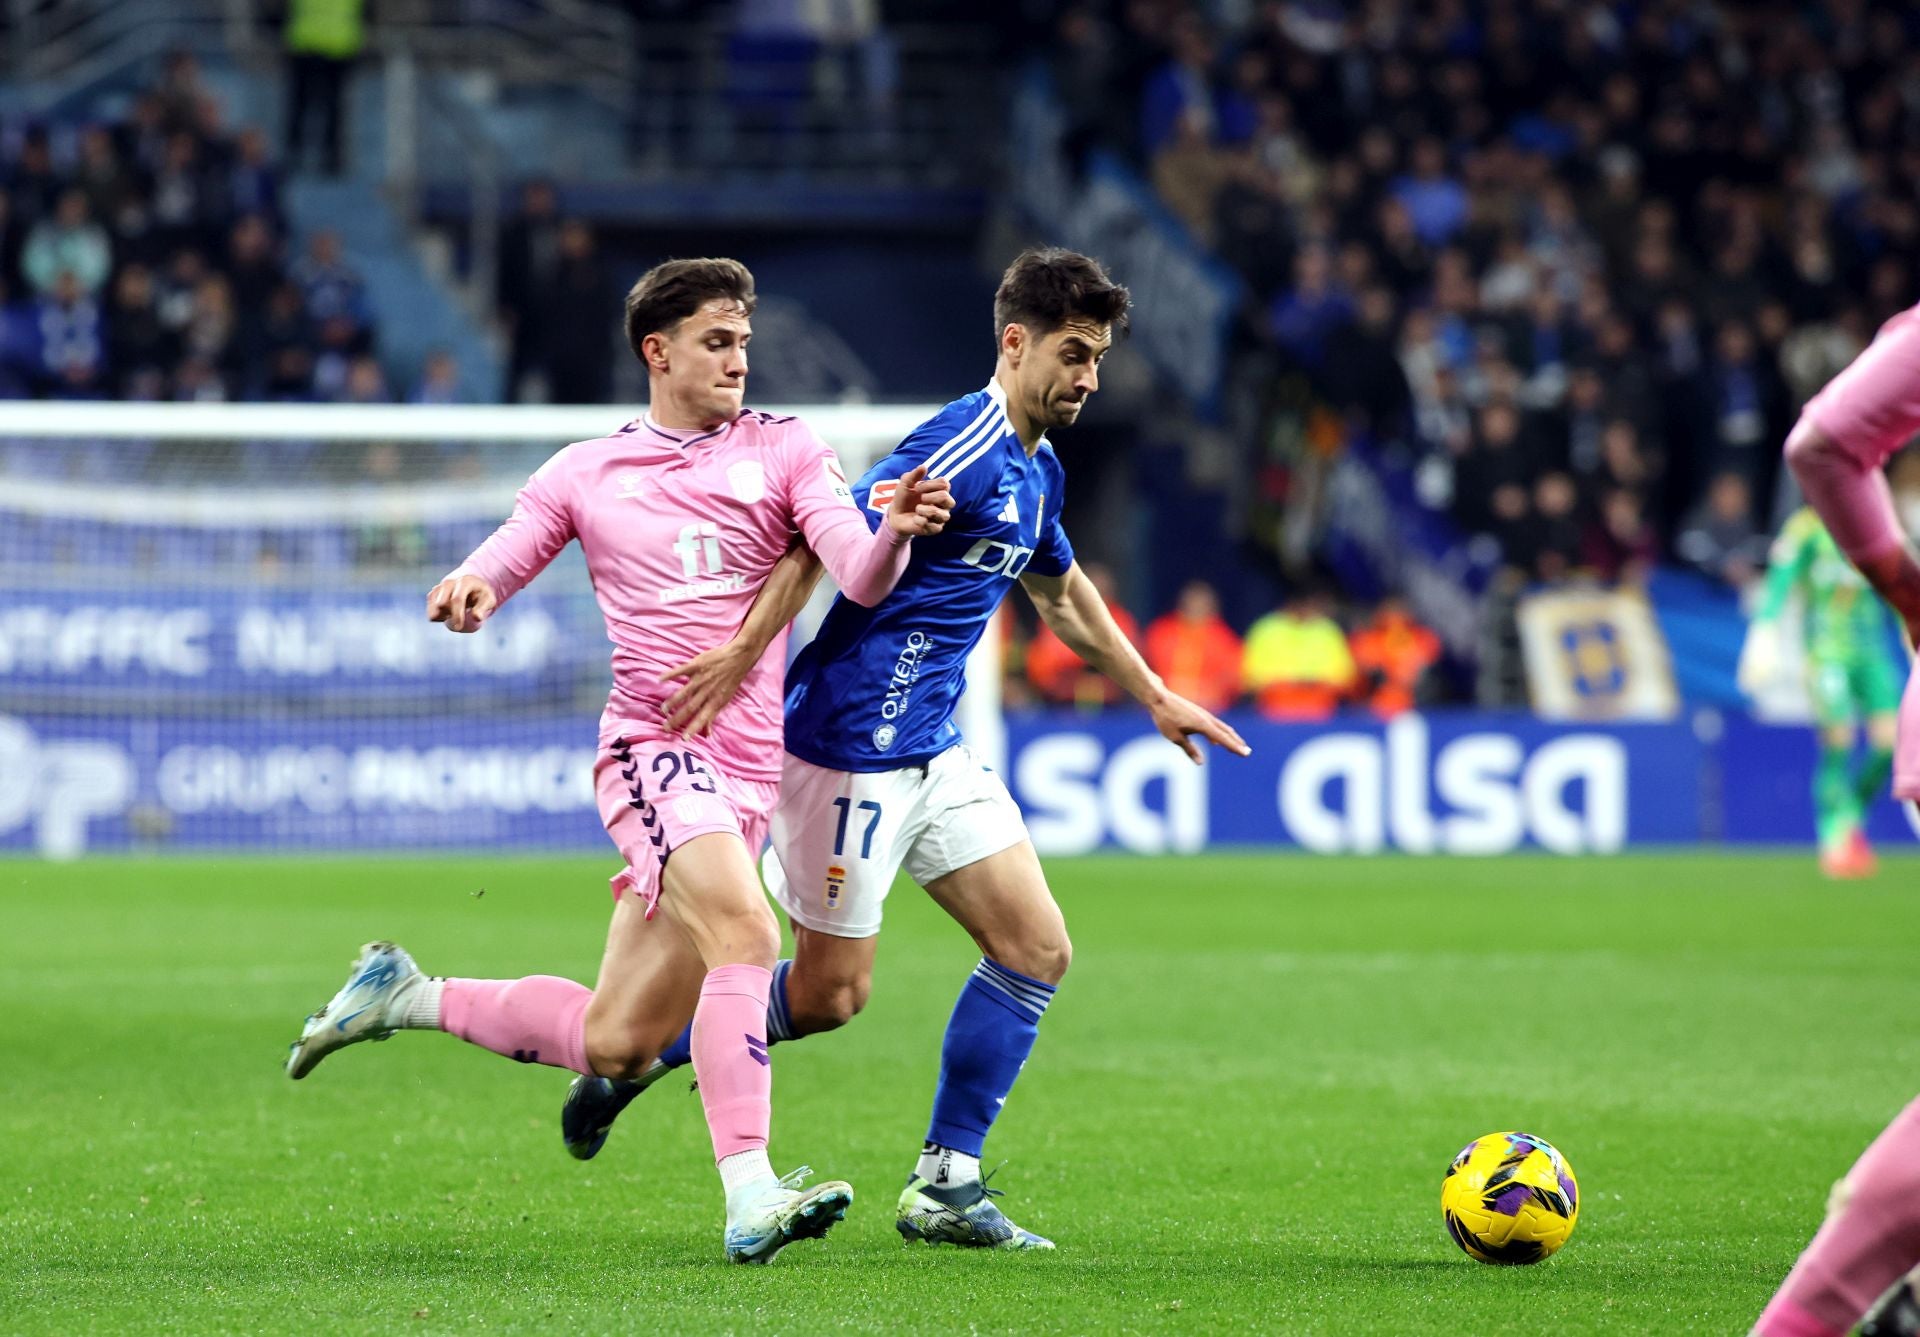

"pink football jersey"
[451, 409, 908, 783]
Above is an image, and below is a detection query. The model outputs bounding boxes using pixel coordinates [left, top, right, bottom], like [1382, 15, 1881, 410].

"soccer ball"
[1440, 1131, 1580, 1265]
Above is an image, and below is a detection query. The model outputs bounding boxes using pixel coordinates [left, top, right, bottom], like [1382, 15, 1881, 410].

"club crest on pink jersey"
[726, 460, 765, 504]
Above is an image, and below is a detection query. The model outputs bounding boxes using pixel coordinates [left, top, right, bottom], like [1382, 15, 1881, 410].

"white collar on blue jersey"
[982, 376, 1051, 454]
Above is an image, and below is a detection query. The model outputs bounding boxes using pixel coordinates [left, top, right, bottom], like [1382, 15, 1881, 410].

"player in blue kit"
[562, 248, 1249, 1247]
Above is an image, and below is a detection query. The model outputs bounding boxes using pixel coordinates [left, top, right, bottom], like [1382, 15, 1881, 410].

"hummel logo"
[615, 473, 643, 498]
[997, 495, 1019, 524]
[745, 1034, 770, 1067]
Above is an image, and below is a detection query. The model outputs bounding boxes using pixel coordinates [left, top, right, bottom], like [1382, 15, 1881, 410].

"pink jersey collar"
[640, 412, 735, 449]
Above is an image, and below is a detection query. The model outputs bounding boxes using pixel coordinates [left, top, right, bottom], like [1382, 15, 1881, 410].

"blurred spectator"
[540, 220, 616, 403]
[23, 190, 111, 297]
[226, 215, 285, 338]
[1142, 580, 1243, 714]
[341, 355, 389, 404]
[411, 349, 461, 404]
[180, 275, 239, 386]
[1390, 138, 1468, 248]
[229, 128, 283, 225]
[104, 264, 174, 396]
[1583, 488, 1660, 585]
[1139, 15, 1217, 159]
[1322, 286, 1412, 440]
[284, 0, 367, 177]
[499, 181, 562, 402]
[150, 132, 214, 254]
[1152, 109, 1230, 247]
[310, 314, 360, 400]
[290, 230, 369, 335]
[1269, 245, 1352, 373]
[1677, 471, 1769, 589]
[74, 129, 143, 241]
[1704, 319, 1785, 497]
[1242, 590, 1354, 720]
[1027, 564, 1140, 708]
[1349, 596, 1441, 718]
[36, 270, 105, 397]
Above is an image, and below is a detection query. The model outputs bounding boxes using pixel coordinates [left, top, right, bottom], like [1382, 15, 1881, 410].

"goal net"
[0, 402, 974, 859]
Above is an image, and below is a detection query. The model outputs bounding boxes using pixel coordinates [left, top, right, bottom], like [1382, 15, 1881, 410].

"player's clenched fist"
[427, 574, 498, 632]
[885, 463, 954, 539]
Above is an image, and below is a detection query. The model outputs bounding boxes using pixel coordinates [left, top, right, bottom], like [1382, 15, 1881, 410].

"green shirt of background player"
[1740, 506, 1903, 877]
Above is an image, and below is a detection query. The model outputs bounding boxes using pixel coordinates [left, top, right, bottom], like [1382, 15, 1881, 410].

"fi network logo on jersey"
[659, 522, 745, 603]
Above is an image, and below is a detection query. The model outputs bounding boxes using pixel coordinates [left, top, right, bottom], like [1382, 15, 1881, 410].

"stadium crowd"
[0, 52, 435, 405]
[1049, 0, 1920, 592]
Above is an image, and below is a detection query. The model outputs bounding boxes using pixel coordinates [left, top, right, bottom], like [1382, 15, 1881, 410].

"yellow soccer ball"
[1440, 1131, 1580, 1265]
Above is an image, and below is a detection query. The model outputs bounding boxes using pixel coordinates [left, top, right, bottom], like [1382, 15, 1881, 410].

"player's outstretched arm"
[660, 536, 826, 736]
[1022, 561, 1251, 764]
[794, 458, 951, 606]
[429, 461, 577, 632]
[426, 573, 498, 633]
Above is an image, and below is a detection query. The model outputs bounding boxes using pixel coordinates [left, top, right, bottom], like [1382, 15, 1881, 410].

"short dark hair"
[624, 258, 757, 361]
[992, 247, 1131, 348]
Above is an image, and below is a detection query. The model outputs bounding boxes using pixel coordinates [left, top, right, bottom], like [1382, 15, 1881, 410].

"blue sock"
[925, 958, 1057, 1157]
[656, 958, 795, 1072]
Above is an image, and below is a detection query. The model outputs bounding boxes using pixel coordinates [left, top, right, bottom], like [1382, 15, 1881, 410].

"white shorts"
[765, 744, 1028, 939]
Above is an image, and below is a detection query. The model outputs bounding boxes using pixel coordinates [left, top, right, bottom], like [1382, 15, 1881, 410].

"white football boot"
[285, 941, 425, 1079]
[723, 1167, 855, 1264]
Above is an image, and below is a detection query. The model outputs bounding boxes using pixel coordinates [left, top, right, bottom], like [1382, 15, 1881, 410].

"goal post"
[0, 401, 1006, 858]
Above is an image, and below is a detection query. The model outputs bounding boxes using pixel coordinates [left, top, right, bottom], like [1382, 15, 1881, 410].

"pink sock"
[440, 976, 592, 1074]
[1757, 1096, 1920, 1335]
[691, 964, 773, 1162]
[1786, 420, 1906, 570]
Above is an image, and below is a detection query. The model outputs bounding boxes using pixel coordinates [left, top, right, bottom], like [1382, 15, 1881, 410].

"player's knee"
[698, 900, 781, 968]
[582, 1020, 658, 1081]
[789, 971, 870, 1032]
[984, 929, 1072, 987]
[1784, 415, 1831, 478]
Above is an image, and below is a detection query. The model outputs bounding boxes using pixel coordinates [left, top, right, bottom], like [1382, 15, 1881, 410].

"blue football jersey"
[784, 381, 1074, 772]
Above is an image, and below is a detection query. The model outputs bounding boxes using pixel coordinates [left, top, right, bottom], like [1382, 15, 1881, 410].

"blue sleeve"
[852, 430, 940, 535]
[855, 407, 1002, 531]
[1028, 457, 1074, 578]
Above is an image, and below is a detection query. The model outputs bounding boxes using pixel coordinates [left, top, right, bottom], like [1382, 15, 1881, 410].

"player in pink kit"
[282, 258, 953, 1265]
[1753, 309, 1920, 1336]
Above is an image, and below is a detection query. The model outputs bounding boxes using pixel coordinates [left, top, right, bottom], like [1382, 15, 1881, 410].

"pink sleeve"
[450, 452, 576, 604]
[784, 429, 910, 607]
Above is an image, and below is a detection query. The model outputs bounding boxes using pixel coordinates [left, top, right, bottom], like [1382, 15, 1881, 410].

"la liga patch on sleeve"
[823, 457, 854, 504]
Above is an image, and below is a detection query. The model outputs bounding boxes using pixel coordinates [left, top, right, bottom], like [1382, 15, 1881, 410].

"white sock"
[719, 1148, 777, 1218]
[916, 1143, 980, 1189]
[399, 977, 445, 1030]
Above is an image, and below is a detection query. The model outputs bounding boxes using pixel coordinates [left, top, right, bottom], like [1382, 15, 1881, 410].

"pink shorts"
[595, 729, 779, 920]
[1804, 305, 1920, 467]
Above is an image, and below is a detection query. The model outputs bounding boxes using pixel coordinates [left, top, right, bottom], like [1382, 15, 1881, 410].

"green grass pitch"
[6, 852, 1919, 1334]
